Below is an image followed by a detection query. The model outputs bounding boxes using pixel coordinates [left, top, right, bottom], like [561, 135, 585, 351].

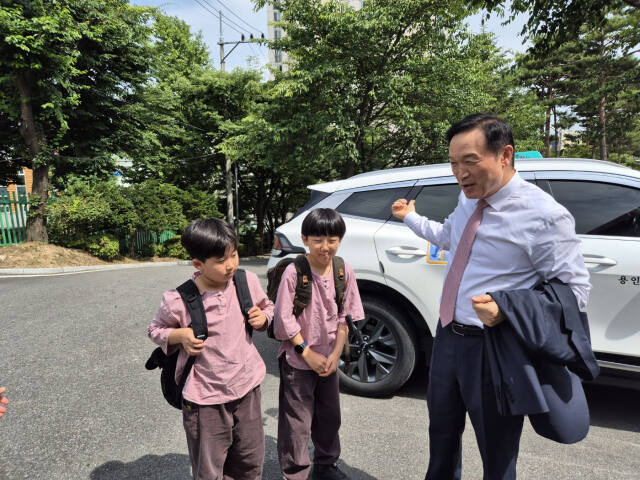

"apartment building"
[267, 1, 365, 73]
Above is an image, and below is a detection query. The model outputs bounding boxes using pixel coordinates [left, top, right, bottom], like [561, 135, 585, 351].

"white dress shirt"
[404, 172, 591, 327]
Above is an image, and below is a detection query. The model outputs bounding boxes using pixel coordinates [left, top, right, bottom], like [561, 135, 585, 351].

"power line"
[204, 0, 264, 35]
[193, 0, 246, 37]
[247, 42, 269, 65]
[200, 0, 256, 36]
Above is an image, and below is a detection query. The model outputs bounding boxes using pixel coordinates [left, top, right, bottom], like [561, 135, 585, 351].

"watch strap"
[295, 341, 308, 355]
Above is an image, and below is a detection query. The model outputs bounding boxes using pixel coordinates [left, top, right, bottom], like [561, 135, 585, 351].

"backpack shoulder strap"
[292, 254, 313, 317]
[332, 256, 346, 314]
[174, 279, 207, 402]
[176, 279, 208, 341]
[233, 269, 254, 336]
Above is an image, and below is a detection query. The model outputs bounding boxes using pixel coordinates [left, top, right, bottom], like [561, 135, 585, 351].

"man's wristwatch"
[294, 341, 308, 355]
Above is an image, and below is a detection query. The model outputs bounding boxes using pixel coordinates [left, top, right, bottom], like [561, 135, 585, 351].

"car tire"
[338, 296, 416, 397]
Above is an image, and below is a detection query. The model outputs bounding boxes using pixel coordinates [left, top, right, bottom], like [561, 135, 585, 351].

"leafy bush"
[47, 193, 112, 248]
[86, 234, 120, 260]
[164, 235, 190, 260]
[125, 181, 188, 233]
[47, 177, 225, 258]
[47, 178, 136, 248]
[141, 242, 166, 258]
[123, 181, 189, 256]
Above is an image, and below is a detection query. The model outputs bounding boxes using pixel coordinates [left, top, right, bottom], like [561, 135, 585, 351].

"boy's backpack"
[265, 255, 346, 339]
[145, 270, 254, 410]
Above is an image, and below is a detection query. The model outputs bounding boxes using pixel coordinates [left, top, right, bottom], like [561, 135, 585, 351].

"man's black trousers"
[425, 322, 524, 480]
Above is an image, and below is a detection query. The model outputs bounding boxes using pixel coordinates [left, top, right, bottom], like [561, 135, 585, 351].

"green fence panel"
[0, 192, 8, 246]
[0, 190, 28, 246]
[118, 229, 177, 256]
[16, 190, 28, 243]
[7, 191, 18, 243]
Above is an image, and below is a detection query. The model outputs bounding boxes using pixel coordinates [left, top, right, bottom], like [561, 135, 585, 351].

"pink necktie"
[439, 199, 489, 327]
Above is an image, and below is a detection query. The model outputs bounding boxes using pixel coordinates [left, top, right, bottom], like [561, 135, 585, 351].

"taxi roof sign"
[514, 150, 543, 159]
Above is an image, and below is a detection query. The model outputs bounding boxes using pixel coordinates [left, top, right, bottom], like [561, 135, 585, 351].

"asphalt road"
[1, 260, 639, 480]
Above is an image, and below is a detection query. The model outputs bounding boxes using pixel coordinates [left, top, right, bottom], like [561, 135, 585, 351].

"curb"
[0, 256, 270, 276]
[0, 260, 193, 276]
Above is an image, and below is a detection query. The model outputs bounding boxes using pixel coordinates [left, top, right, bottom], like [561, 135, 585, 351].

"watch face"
[295, 342, 306, 354]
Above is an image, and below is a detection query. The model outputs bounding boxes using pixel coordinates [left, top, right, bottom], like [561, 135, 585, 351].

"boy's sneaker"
[311, 463, 350, 480]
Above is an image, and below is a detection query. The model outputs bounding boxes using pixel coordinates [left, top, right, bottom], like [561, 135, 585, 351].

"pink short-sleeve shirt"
[274, 259, 365, 370]
[148, 269, 274, 405]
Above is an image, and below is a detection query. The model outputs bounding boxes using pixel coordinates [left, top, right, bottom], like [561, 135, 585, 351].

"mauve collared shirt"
[148, 270, 274, 405]
[274, 260, 365, 370]
[403, 172, 591, 327]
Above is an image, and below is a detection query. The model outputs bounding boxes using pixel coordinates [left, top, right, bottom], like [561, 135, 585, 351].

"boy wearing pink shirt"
[274, 209, 365, 480]
[148, 218, 273, 480]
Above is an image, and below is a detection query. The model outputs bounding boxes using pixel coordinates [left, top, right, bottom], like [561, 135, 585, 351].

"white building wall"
[267, 1, 364, 75]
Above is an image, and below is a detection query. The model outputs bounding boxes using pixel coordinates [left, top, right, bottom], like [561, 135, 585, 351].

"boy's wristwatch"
[294, 341, 308, 355]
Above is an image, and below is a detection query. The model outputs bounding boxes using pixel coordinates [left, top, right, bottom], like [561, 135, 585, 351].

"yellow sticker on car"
[426, 242, 450, 264]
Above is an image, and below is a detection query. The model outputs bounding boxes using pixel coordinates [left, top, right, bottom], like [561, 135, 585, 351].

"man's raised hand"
[391, 198, 415, 220]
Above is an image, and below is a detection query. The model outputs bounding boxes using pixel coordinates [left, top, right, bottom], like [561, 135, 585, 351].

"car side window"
[336, 186, 412, 221]
[410, 183, 461, 223]
[548, 180, 640, 237]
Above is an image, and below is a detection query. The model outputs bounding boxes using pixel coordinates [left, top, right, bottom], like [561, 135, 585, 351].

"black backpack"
[265, 255, 347, 339]
[145, 269, 254, 410]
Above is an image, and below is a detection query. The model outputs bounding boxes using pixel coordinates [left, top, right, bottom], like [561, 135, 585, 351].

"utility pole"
[234, 162, 239, 231]
[219, 11, 234, 227]
[217, 11, 264, 230]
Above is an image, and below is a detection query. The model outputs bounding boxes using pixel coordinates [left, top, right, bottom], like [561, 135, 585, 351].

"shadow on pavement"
[89, 437, 375, 480]
[90, 453, 192, 480]
[346, 348, 640, 436]
[262, 435, 378, 480]
[584, 382, 640, 433]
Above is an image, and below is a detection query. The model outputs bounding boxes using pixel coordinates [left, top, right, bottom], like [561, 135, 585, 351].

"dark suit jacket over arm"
[485, 279, 599, 444]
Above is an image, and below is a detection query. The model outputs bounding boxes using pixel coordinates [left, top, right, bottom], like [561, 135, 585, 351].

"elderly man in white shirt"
[392, 113, 590, 480]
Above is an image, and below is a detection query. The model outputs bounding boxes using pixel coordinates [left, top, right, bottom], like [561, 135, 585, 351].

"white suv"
[268, 158, 640, 396]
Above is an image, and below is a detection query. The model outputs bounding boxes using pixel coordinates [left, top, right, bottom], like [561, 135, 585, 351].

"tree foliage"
[252, 0, 486, 177]
[469, 0, 640, 50]
[126, 68, 263, 191]
[513, 6, 640, 161]
[0, 0, 155, 241]
[218, 0, 551, 251]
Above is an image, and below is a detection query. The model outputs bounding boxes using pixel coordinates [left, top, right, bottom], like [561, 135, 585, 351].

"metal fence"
[0, 190, 28, 246]
[121, 229, 177, 256]
[0, 190, 177, 254]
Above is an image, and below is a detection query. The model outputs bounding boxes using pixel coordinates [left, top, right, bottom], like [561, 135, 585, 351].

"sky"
[133, 1, 530, 72]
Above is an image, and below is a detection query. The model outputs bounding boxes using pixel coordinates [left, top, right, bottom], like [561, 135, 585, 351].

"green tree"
[561, 7, 640, 161]
[116, 13, 215, 187]
[222, 81, 331, 253]
[461, 31, 546, 153]
[126, 68, 263, 201]
[148, 13, 211, 83]
[469, 0, 639, 50]
[0, 0, 154, 242]
[223, 1, 534, 251]
[513, 41, 573, 156]
[46, 177, 137, 248]
[251, 0, 501, 179]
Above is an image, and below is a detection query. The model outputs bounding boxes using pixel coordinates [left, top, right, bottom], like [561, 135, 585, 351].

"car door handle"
[386, 246, 427, 257]
[583, 254, 617, 267]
